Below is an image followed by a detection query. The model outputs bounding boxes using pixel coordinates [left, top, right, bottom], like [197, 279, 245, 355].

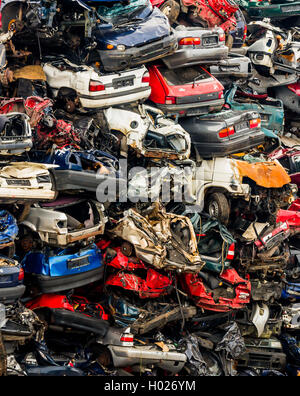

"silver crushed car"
[162, 25, 228, 69]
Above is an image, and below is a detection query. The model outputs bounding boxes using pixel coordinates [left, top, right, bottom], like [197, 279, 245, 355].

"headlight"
[117, 45, 126, 51]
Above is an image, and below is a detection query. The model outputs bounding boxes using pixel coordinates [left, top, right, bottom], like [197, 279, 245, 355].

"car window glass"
[158, 66, 211, 86]
[167, 135, 187, 152]
[293, 155, 300, 172]
[97, 0, 149, 21]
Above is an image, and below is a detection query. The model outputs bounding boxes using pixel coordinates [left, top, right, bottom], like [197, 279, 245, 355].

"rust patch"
[234, 160, 291, 188]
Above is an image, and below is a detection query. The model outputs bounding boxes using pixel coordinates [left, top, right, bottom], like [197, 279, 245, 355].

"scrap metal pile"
[1, 0, 300, 377]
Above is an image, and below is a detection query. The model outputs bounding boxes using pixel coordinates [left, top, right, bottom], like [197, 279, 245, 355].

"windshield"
[97, 0, 151, 23]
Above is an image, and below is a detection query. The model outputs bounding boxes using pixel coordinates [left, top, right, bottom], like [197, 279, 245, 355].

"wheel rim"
[161, 5, 172, 17]
[209, 201, 219, 218]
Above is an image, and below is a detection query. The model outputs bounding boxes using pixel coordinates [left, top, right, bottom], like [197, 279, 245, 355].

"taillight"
[219, 33, 226, 42]
[165, 96, 176, 105]
[18, 268, 24, 282]
[89, 80, 105, 92]
[243, 25, 247, 41]
[120, 331, 134, 345]
[249, 118, 261, 129]
[179, 37, 201, 46]
[227, 126, 235, 136]
[226, 243, 235, 260]
[142, 71, 150, 84]
[219, 126, 235, 138]
[218, 91, 224, 99]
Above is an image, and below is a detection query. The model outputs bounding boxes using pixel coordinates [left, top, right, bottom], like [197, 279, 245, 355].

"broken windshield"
[97, 0, 151, 24]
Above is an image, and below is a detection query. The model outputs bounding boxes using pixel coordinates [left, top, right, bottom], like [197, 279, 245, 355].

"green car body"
[224, 84, 285, 139]
[237, 0, 300, 20]
[190, 213, 236, 273]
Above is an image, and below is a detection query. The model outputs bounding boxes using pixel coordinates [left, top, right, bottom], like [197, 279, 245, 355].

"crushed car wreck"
[0, 0, 299, 379]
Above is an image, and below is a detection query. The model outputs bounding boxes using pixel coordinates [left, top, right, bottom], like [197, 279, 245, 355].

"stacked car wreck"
[0, 0, 299, 377]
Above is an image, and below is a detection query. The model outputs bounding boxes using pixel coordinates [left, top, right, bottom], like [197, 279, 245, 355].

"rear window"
[157, 66, 212, 86]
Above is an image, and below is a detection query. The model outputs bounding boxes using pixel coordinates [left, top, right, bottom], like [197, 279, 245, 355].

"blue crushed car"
[21, 243, 104, 293]
[92, 0, 178, 71]
[0, 256, 25, 304]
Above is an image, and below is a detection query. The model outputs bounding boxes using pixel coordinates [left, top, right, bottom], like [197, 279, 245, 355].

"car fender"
[250, 303, 270, 337]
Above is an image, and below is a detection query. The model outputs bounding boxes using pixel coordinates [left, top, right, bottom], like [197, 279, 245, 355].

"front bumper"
[98, 34, 178, 72]
[156, 98, 224, 118]
[0, 188, 56, 203]
[162, 46, 228, 69]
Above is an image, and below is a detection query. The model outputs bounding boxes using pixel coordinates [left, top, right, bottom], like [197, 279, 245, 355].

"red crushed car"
[277, 208, 300, 238]
[180, 268, 251, 312]
[104, 246, 173, 298]
[148, 63, 224, 117]
[105, 269, 173, 299]
[181, 0, 239, 35]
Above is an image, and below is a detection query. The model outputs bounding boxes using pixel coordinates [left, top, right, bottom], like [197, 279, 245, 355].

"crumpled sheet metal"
[13, 65, 47, 81]
[234, 159, 291, 188]
[105, 268, 173, 299]
[108, 203, 205, 272]
[179, 334, 210, 376]
[215, 322, 246, 360]
[0, 162, 56, 178]
[104, 106, 191, 161]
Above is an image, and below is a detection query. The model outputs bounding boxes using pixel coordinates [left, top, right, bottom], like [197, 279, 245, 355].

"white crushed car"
[0, 162, 57, 203]
[103, 104, 191, 160]
[42, 58, 151, 109]
[21, 197, 107, 247]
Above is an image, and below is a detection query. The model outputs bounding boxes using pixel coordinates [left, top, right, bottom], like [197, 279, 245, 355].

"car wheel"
[1, 2, 25, 32]
[159, 0, 180, 25]
[121, 241, 134, 257]
[206, 193, 231, 225]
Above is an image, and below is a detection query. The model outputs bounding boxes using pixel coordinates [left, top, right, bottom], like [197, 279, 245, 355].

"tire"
[1, 2, 25, 32]
[159, 0, 180, 25]
[206, 192, 231, 225]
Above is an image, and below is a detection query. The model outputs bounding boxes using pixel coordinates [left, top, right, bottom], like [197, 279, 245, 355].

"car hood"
[95, 7, 171, 47]
[234, 159, 291, 188]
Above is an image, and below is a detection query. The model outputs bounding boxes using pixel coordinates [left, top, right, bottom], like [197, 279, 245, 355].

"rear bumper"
[156, 98, 224, 117]
[98, 35, 178, 72]
[0, 284, 26, 304]
[210, 56, 252, 79]
[108, 345, 186, 373]
[50, 308, 109, 337]
[53, 170, 118, 194]
[0, 139, 32, 155]
[79, 86, 151, 109]
[162, 47, 228, 69]
[29, 266, 104, 293]
[246, 4, 300, 19]
[192, 131, 266, 159]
